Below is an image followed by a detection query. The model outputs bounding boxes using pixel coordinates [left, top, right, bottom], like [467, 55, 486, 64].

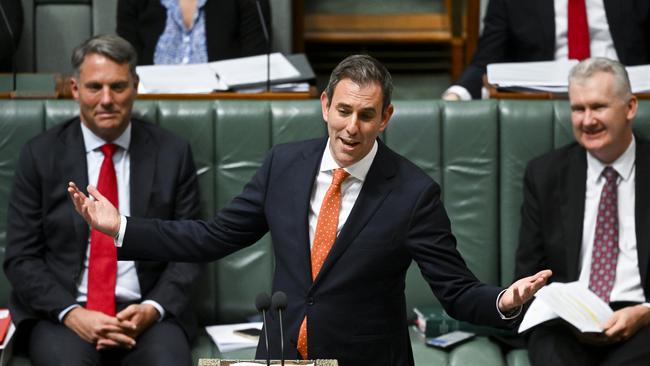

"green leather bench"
[1, 99, 649, 366]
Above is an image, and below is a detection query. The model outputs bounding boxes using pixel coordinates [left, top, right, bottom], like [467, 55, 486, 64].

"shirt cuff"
[141, 300, 165, 321]
[58, 304, 81, 323]
[641, 303, 650, 309]
[496, 289, 522, 320]
[114, 215, 127, 247]
[442, 85, 473, 101]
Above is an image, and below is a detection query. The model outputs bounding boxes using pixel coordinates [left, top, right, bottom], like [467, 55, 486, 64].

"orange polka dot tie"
[297, 168, 350, 359]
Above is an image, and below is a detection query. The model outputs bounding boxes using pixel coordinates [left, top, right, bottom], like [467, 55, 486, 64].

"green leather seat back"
[442, 101, 500, 286]
[0, 101, 45, 304]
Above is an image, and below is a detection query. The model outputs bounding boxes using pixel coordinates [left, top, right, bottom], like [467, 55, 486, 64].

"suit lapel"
[129, 120, 155, 217]
[58, 119, 90, 256]
[313, 141, 396, 287]
[291, 139, 327, 282]
[635, 139, 650, 296]
[561, 146, 587, 280]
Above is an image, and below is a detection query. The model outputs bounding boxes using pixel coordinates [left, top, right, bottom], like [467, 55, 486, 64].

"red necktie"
[86, 143, 119, 315]
[568, 0, 591, 60]
[297, 168, 350, 359]
[588, 167, 619, 303]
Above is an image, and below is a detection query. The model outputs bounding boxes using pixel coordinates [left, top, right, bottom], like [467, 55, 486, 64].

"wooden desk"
[485, 77, 650, 100]
[0, 73, 318, 100]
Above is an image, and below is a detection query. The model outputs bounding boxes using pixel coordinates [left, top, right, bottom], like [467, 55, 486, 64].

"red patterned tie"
[568, 0, 591, 60]
[86, 143, 119, 315]
[588, 167, 619, 303]
[297, 168, 350, 359]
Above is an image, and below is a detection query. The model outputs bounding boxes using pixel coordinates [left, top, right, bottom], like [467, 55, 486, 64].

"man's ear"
[320, 91, 330, 122]
[70, 77, 80, 100]
[379, 104, 394, 132]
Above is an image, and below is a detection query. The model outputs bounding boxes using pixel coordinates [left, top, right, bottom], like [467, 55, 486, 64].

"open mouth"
[339, 137, 360, 149]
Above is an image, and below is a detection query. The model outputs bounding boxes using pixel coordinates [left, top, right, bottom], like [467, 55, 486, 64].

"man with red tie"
[515, 58, 650, 365]
[4, 34, 201, 365]
[443, 0, 650, 100]
[69, 54, 552, 365]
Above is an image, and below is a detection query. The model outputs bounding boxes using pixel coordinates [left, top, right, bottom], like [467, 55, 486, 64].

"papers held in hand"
[136, 53, 301, 93]
[518, 281, 613, 334]
[487, 60, 650, 93]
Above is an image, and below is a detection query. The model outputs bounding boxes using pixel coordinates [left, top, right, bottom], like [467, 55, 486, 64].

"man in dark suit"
[515, 58, 650, 365]
[444, 0, 650, 100]
[69, 54, 551, 366]
[4, 34, 201, 365]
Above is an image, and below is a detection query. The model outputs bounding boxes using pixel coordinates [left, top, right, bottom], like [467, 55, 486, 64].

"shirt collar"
[320, 138, 378, 182]
[80, 121, 131, 153]
[586, 135, 635, 183]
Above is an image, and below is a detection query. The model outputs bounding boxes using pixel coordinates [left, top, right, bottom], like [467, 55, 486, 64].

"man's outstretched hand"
[499, 269, 553, 313]
[68, 182, 121, 238]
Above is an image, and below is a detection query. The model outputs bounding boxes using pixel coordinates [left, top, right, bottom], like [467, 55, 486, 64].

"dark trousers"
[527, 316, 650, 366]
[27, 318, 191, 366]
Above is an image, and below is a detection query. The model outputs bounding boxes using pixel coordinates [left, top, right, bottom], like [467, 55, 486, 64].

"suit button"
[307, 297, 314, 306]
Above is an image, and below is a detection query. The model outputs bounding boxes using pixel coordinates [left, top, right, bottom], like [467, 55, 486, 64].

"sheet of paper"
[204, 322, 262, 353]
[136, 63, 228, 93]
[209, 53, 300, 88]
[487, 60, 578, 87]
[518, 297, 559, 333]
[520, 281, 614, 334]
[626, 64, 650, 93]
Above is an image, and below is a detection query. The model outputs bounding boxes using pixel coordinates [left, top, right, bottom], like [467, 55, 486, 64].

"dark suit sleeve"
[406, 181, 507, 327]
[119, 145, 272, 262]
[138, 143, 202, 319]
[4, 144, 78, 321]
[238, 0, 271, 56]
[456, 0, 510, 99]
[515, 162, 548, 280]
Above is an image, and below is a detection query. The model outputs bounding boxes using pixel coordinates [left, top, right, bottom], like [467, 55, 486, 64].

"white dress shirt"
[579, 137, 648, 305]
[59, 122, 163, 321]
[308, 139, 377, 247]
[444, 0, 618, 100]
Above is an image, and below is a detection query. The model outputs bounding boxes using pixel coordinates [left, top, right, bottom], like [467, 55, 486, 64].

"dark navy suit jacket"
[120, 137, 509, 365]
[4, 118, 201, 340]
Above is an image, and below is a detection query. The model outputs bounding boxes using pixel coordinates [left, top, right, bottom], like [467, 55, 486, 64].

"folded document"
[518, 281, 613, 333]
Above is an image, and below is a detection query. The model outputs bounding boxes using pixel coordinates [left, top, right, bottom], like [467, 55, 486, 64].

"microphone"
[0, 0, 17, 92]
[255, 292, 272, 366]
[271, 291, 287, 366]
[255, 0, 271, 92]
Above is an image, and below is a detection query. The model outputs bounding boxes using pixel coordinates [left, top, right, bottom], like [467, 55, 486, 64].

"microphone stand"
[272, 291, 288, 366]
[255, 292, 272, 366]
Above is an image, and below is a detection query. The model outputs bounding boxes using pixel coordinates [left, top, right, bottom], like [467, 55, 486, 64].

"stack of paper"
[518, 281, 613, 334]
[487, 61, 650, 93]
[204, 322, 262, 352]
[136, 53, 300, 94]
[487, 60, 578, 93]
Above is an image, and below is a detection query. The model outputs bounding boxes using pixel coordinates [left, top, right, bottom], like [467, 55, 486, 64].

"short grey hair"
[325, 54, 393, 115]
[71, 34, 137, 77]
[569, 57, 632, 100]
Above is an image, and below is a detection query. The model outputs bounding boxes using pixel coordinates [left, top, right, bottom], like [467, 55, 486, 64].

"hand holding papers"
[518, 282, 613, 334]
